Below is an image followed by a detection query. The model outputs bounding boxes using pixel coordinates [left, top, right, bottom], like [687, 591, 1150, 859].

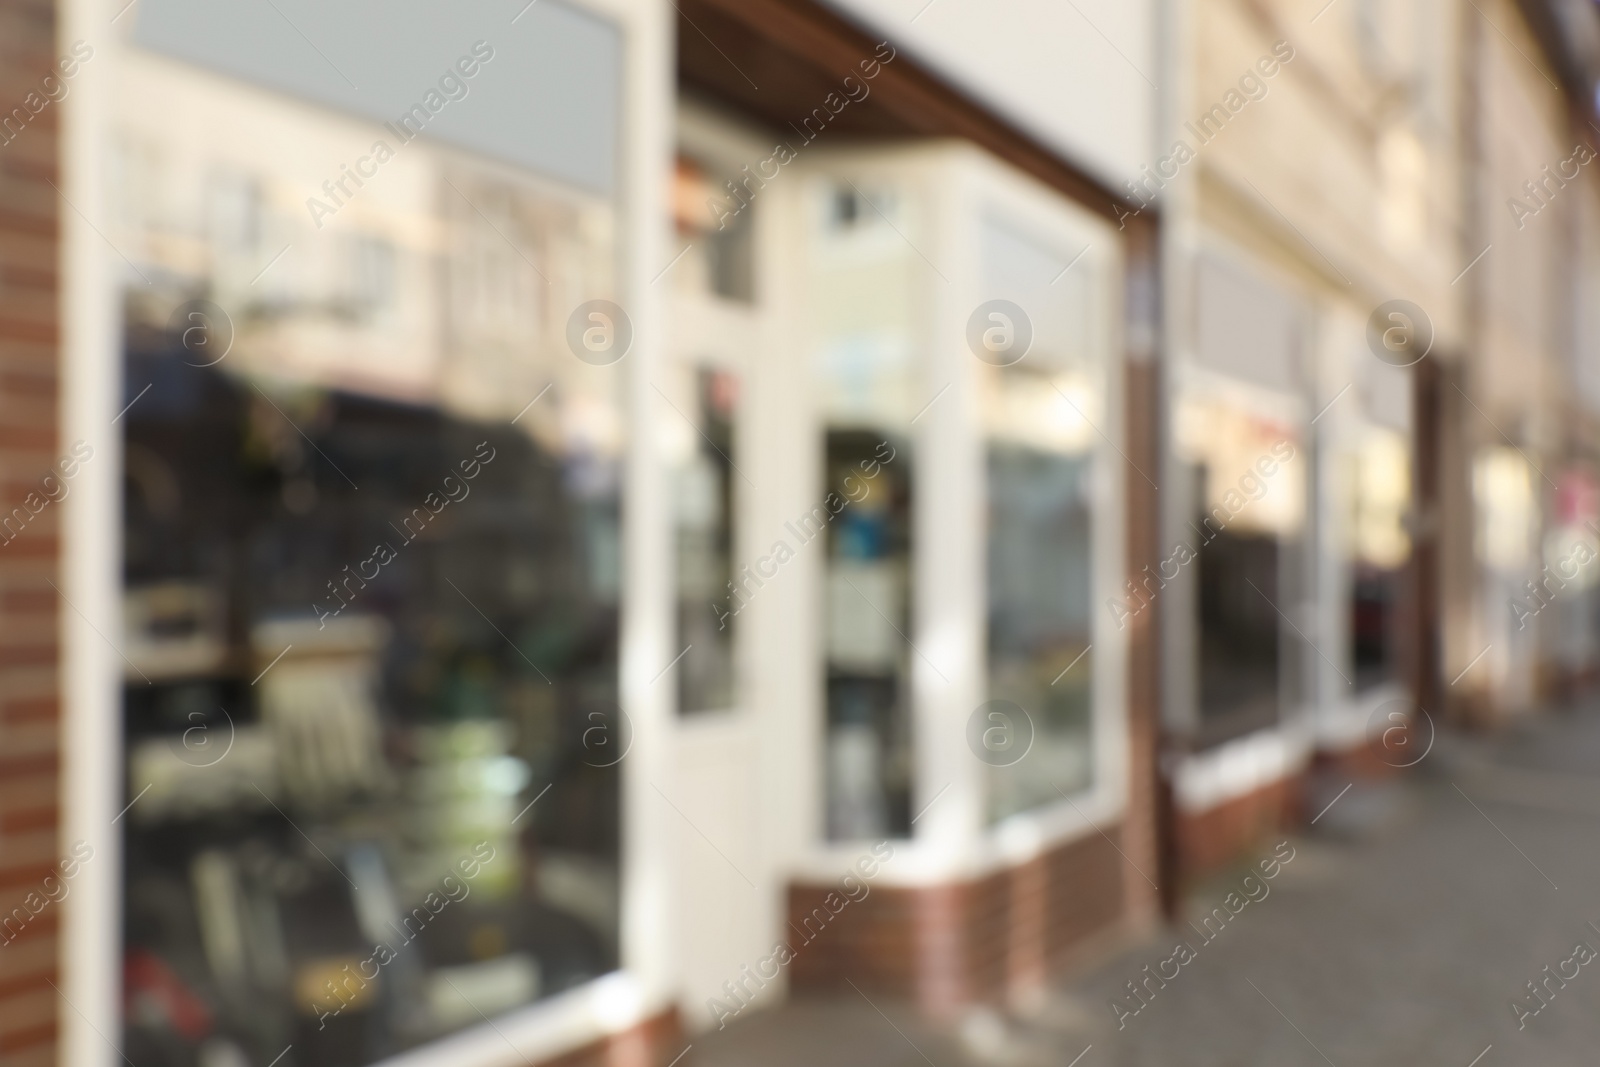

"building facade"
[1154, 0, 1468, 874]
[3, 0, 1600, 1065]
[1447, 0, 1600, 721]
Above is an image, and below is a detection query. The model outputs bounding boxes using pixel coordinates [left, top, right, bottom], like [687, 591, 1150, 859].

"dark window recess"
[1352, 563, 1402, 691]
[1196, 524, 1283, 748]
[822, 429, 912, 840]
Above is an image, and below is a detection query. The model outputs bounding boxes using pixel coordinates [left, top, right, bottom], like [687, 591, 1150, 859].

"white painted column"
[612, 0, 676, 1021]
[911, 159, 985, 876]
[60, 0, 124, 1063]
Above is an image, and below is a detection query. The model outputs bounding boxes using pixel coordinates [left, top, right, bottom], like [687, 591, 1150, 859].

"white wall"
[823, 0, 1160, 194]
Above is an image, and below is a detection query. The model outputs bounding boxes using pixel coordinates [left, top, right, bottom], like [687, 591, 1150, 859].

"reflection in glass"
[1345, 427, 1411, 690]
[823, 432, 912, 839]
[1175, 395, 1305, 746]
[115, 46, 621, 1066]
[978, 220, 1098, 819]
[673, 367, 739, 713]
[986, 445, 1094, 817]
[812, 181, 919, 840]
[1195, 521, 1282, 741]
[672, 153, 754, 302]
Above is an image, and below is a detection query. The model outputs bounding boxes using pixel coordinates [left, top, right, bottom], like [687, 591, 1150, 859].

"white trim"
[369, 973, 653, 1067]
[60, 0, 124, 1065]
[1170, 679, 1406, 821]
[789, 782, 1127, 887]
[1172, 725, 1313, 814]
[609, 0, 677, 1032]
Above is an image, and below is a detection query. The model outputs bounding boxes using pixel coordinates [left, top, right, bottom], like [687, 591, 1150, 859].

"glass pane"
[978, 219, 1098, 820]
[821, 432, 911, 839]
[672, 153, 755, 303]
[672, 367, 739, 713]
[986, 446, 1094, 817]
[1196, 519, 1282, 739]
[812, 180, 919, 840]
[114, 37, 622, 1066]
[1345, 426, 1411, 690]
[1174, 394, 1305, 746]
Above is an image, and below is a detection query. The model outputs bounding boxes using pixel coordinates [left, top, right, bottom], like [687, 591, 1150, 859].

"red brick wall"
[1313, 736, 1401, 783]
[1173, 737, 1399, 885]
[1174, 775, 1303, 881]
[0, 0, 64, 1063]
[786, 829, 1126, 1015]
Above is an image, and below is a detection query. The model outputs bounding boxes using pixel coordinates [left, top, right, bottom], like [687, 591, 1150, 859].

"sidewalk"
[688, 704, 1600, 1066]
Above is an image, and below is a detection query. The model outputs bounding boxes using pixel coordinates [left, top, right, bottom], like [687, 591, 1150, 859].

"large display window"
[977, 219, 1100, 821]
[108, 7, 628, 1063]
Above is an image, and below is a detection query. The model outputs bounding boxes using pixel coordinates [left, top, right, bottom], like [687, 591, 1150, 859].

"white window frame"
[781, 142, 1129, 886]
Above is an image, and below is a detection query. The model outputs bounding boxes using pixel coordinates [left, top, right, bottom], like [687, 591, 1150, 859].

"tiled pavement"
[688, 704, 1600, 1066]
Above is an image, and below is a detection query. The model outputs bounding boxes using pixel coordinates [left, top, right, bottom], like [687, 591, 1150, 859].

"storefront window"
[813, 181, 918, 840]
[1344, 426, 1411, 690]
[672, 153, 755, 303]
[979, 220, 1097, 820]
[115, 15, 623, 1064]
[666, 150, 749, 714]
[1175, 395, 1306, 746]
[670, 366, 739, 713]
[1474, 446, 1539, 702]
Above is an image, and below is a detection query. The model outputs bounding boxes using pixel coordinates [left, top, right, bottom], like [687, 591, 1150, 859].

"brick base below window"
[1175, 776, 1304, 880]
[785, 830, 1127, 1015]
[1314, 736, 1403, 782]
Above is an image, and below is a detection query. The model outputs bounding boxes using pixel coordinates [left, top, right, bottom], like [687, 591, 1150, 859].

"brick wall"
[1172, 736, 1402, 885]
[786, 829, 1127, 1015]
[1174, 776, 1303, 881]
[0, 0, 64, 1063]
